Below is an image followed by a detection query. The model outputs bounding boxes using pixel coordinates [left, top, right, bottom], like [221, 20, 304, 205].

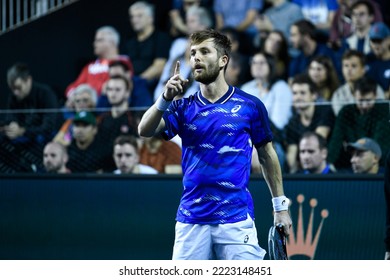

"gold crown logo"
[287, 194, 329, 259]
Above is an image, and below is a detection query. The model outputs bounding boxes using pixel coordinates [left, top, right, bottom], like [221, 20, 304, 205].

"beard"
[193, 61, 221, 85]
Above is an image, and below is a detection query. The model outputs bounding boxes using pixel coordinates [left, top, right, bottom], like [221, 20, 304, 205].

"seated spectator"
[254, 0, 304, 43]
[0, 63, 60, 173]
[292, 0, 339, 34]
[260, 30, 290, 80]
[289, 19, 341, 81]
[65, 26, 133, 106]
[298, 131, 334, 174]
[366, 22, 390, 96]
[154, 5, 213, 101]
[43, 141, 70, 173]
[97, 60, 153, 110]
[242, 52, 293, 130]
[307, 55, 340, 101]
[139, 135, 182, 174]
[126, 1, 171, 93]
[67, 111, 112, 173]
[98, 75, 139, 171]
[347, 137, 383, 174]
[169, 0, 202, 38]
[328, 77, 390, 170]
[113, 135, 158, 174]
[331, 49, 385, 115]
[214, 0, 263, 54]
[344, 0, 375, 55]
[285, 74, 335, 173]
[53, 84, 98, 146]
[329, 0, 382, 49]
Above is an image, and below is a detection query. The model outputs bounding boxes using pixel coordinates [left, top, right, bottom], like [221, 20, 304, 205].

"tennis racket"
[268, 224, 288, 260]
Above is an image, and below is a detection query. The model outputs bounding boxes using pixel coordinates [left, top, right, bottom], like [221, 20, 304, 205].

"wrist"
[272, 195, 289, 212]
[156, 94, 172, 111]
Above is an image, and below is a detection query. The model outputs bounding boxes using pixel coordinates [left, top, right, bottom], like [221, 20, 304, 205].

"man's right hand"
[163, 61, 189, 100]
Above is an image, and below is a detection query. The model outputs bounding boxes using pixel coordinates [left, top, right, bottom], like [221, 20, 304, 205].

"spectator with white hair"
[65, 25, 133, 107]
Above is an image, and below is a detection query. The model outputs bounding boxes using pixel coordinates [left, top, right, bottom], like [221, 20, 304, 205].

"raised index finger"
[174, 60, 180, 76]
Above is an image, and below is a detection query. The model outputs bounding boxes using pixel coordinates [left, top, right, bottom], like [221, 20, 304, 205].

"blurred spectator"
[65, 26, 133, 106]
[260, 30, 290, 80]
[285, 74, 335, 173]
[347, 137, 383, 174]
[98, 75, 139, 171]
[154, 5, 213, 101]
[298, 131, 334, 174]
[43, 141, 70, 173]
[214, 0, 263, 54]
[220, 27, 252, 84]
[225, 52, 244, 87]
[113, 135, 158, 174]
[139, 135, 182, 174]
[97, 60, 153, 109]
[328, 77, 390, 170]
[53, 84, 98, 146]
[329, 0, 382, 49]
[0, 63, 60, 173]
[126, 1, 171, 93]
[344, 0, 375, 55]
[307, 55, 340, 101]
[169, 0, 202, 38]
[254, 0, 304, 42]
[292, 0, 339, 34]
[366, 22, 390, 96]
[289, 19, 340, 80]
[331, 49, 385, 115]
[67, 111, 112, 173]
[242, 52, 293, 172]
[241, 52, 292, 135]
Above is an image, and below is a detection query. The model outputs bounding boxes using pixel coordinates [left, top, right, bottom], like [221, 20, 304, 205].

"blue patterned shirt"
[162, 86, 273, 224]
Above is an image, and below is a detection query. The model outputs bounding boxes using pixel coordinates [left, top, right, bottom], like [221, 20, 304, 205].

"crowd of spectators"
[0, 0, 389, 175]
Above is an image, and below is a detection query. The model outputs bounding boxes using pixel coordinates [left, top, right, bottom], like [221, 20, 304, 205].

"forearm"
[257, 142, 284, 197]
[236, 10, 257, 31]
[140, 59, 166, 81]
[138, 103, 165, 137]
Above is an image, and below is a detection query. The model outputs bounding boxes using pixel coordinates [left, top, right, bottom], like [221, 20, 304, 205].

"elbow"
[137, 122, 154, 138]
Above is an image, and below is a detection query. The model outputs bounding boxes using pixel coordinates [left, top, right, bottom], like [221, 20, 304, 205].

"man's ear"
[220, 55, 229, 69]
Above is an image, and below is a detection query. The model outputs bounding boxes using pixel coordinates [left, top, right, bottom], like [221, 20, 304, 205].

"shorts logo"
[244, 235, 249, 243]
[231, 105, 241, 113]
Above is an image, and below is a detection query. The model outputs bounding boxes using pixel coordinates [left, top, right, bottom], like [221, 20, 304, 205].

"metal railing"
[0, 0, 78, 35]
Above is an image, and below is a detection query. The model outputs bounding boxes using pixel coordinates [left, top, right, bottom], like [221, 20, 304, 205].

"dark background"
[0, 174, 385, 260]
[0, 0, 172, 112]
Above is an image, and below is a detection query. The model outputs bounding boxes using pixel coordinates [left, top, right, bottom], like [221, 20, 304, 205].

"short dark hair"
[7, 63, 31, 86]
[108, 74, 131, 91]
[353, 76, 377, 95]
[114, 135, 139, 150]
[293, 19, 317, 40]
[342, 49, 366, 66]
[351, 0, 374, 16]
[291, 73, 317, 94]
[300, 132, 327, 150]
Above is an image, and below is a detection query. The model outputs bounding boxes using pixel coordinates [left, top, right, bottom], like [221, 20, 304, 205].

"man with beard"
[138, 29, 292, 260]
[285, 74, 335, 174]
[43, 142, 70, 173]
[298, 132, 333, 174]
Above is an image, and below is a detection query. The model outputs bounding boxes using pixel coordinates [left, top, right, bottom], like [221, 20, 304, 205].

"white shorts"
[172, 214, 266, 260]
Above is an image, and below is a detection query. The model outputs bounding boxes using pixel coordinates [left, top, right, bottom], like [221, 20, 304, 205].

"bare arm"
[256, 141, 292, 235]
[140, 58, 167, 81]
[138, 61, 188, 137]
[236, 9, 258, 32]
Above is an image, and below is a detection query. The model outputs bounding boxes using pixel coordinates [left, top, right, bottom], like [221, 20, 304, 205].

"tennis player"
[138, 29, 292, 260]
